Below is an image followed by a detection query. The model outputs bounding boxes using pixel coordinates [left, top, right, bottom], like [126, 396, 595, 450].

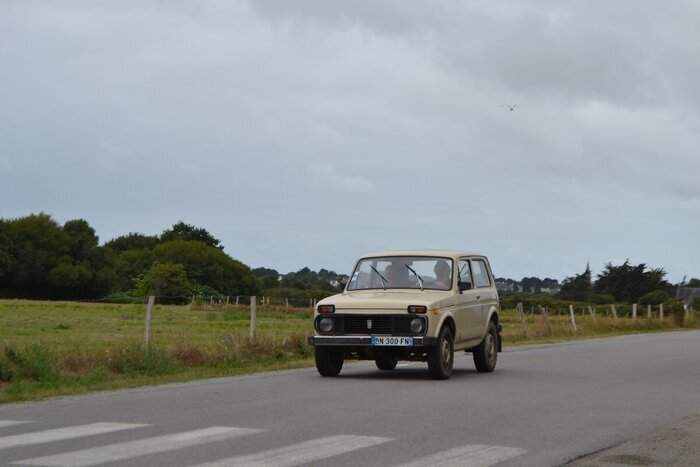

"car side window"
[458, 260, 472, 289]
[472, 259, 491, 288]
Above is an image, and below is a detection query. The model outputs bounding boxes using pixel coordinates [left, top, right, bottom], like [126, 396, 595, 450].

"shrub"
[664, 299, 686, 326]
[692, 297, 700, 312]
[639, 289, 670, 306]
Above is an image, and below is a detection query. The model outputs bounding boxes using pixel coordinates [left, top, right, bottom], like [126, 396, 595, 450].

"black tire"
[428, 326, 454, 380]
[473, 321, 498, 373]
[315, 346, 343, 377]
[375, 356, 398, 371]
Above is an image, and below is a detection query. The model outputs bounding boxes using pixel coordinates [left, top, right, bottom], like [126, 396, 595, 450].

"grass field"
[0, 299, 697, 404]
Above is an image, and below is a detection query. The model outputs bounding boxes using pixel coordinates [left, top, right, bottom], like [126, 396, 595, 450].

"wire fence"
[79, 295, 321, 309]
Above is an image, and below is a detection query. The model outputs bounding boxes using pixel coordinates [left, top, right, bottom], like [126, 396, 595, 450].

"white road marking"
[13, 426, 265, 466]
[0, 421, 31, 428]
[400, 444, 526, 467]
[0, 423, 147, 450]
[193, 434, 393, 467]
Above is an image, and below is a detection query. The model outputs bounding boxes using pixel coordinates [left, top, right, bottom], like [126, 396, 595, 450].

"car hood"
[318, 290, 452, 311]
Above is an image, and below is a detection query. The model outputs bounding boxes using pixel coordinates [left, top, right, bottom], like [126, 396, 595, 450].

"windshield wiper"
[370, 265, 388, 290]
[404, 264, 424, 291]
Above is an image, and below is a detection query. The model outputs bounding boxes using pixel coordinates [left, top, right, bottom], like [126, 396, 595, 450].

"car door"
[455, 258, 483, 340]
[470, 257, 497, 335]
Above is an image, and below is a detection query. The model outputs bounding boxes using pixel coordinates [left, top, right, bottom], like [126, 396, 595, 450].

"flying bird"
[501, 104, 519, 111]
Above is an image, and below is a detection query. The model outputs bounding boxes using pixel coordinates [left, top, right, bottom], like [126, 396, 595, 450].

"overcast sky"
[2, 0, 699, 282]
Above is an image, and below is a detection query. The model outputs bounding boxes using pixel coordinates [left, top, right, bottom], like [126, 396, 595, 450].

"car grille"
[317, 314, 422, 336]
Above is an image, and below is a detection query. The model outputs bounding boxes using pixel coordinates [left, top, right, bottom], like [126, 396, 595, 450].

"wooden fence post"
[647, 304, 651, 319]
[144, 295, 155, 350]
[235, 296, 239, 305]
[538, 305, 553, 336]
[610, 304, 619, 325]
[659, 303, 664, 321]
[517, 303, 529, 338]
[632, 303, 637, 322]
[250, 295, 257, 341]
[285, 298, 289, 309]
[568, 305, 577, 332]
[587, 306, 597, 326]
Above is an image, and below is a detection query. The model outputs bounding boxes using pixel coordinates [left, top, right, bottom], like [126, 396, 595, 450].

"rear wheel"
[315, 346, 343, 376]
[473, 321, 498, 373]
[428, 326, 454, 380]
[375, 356, 398, 371]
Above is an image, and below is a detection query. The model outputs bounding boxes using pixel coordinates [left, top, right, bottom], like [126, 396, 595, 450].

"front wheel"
[315, 346, 343, 376]
[428, 326, 454, 380]
[473, 321, 498, 373]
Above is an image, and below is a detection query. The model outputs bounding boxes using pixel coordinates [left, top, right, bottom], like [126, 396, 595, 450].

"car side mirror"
[458, 281, 472, 292]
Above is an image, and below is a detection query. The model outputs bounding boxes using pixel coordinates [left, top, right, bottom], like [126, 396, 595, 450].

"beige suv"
[308, 250, 501, 380]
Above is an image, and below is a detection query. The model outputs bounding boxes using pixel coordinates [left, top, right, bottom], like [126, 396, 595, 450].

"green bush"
[664, 299, 686, 326]
[639, 289, 670, 306]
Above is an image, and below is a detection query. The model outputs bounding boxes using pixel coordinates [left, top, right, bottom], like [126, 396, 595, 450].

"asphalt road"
[1, 330, 699, 466]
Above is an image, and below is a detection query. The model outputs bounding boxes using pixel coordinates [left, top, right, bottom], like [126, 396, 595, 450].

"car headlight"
[410, 317, 424, 334]
[319, 317, 334, 333]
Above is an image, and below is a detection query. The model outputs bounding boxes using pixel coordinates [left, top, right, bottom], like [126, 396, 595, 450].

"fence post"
[226, 296, 230, 305]
[568, 305, 577, 332]
[586, 306, 597, 326]
[659, 303, 664, 321]
[144, 295, 155, 350]
[235, 296, 239, 306]
[517, 303, 529, 338]
[610, 304, 619, 325]
[684, 304, 690, 321]
[632, 303, 637, 322]
[647, 304, 651, 319]
[250, 295, 257, 341]
[538, 305, 553, 336]
[286, 298, 289, 309]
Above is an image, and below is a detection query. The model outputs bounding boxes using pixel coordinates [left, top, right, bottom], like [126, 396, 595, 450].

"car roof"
[358, 249, 483, 259]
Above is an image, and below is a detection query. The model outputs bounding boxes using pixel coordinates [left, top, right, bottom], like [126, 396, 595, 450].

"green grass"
[0, 299, 697, 404]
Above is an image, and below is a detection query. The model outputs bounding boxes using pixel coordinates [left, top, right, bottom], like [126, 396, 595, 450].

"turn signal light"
[318, 304, 335, 313]
[407, 305, 427, 314]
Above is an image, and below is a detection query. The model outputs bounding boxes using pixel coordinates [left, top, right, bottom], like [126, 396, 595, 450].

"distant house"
[676, 287, 700, 306]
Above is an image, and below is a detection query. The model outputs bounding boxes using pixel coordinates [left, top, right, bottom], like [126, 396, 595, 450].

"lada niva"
[308, 250, 501, 379]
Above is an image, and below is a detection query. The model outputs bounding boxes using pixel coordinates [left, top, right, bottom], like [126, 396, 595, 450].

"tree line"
[556, 262, 698, 305]
[0, 214, 258, 301]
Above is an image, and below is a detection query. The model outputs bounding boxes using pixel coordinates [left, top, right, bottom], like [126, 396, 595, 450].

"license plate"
[370, 336, 414, 346]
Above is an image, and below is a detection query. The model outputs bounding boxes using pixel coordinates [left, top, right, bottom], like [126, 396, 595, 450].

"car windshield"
[347, 256, 454, 291]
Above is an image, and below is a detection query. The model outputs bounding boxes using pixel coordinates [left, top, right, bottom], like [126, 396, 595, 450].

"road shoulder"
[566, 414, 700, 466]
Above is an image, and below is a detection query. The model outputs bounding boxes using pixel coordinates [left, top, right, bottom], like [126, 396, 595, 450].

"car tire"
[375, 356, 398, 371]
[428, 326, 454, 380]
[473, 321, 498, 373]
[315, 346, 343, 376]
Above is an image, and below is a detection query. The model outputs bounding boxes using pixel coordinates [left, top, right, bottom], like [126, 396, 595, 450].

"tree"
[153, 240, 258, 295]
[0, 213, 70, 299]
[160, 222, 222, 249]
[0, 219, 14, 281]
[594, 260, 669, 303]
[557, 264, 592, 302]
[132, 263, 192, 300]
[252, 267, 280, 289]
[104, 233, 159, 252]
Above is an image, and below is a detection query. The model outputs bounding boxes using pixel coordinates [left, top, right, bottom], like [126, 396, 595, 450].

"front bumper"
[308, 335, 439, 347]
